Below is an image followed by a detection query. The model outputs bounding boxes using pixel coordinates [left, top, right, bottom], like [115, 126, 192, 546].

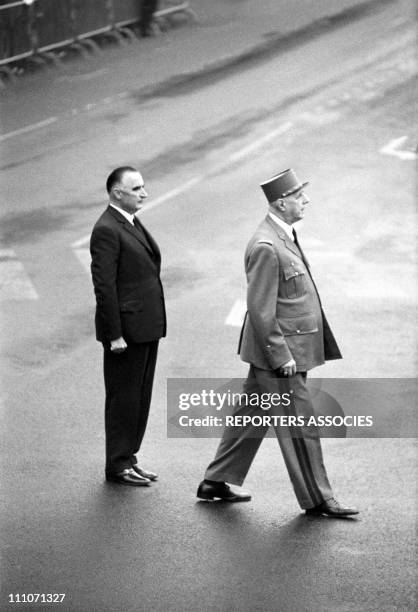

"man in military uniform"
[197, 169, 358, 516]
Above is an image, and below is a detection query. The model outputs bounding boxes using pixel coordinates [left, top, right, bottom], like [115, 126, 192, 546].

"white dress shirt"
[268, 211, 294, 241]
[110, 203, 135, 225]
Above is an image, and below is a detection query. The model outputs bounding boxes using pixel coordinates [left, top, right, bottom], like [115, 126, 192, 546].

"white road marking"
[74, 122, 292, 270]
[229, 122, 293, 162]
[225, 299, 246, 327]
[72, 234, 91, 249]
[72, 177, 204, 260]
[0, 249, 38, 301]
[380, 136, 417, 160]
[0, 117, 58, 142]
[73, 248, 92, 274]
[1, 90, 130, 143]
[76, 122, 292, 255]
[144, 177, 203, 211]
[1, 35, 414, 146]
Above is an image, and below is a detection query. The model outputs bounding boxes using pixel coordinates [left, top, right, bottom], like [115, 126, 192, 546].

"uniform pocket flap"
[120, 300, 143, 312]
[283, 264, 305, 280]
[279, 314, 318, 336]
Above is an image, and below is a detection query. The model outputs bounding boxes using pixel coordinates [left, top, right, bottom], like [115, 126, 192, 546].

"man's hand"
[277, 358, 297, 377]
[110, 337, 127, 353]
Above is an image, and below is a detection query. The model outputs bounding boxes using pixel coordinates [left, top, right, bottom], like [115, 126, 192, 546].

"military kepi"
[260, 168, 309, 203]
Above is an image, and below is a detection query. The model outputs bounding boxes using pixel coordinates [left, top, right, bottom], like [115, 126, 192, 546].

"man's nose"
[303, 194, 310, 204]
[140, 187, 148, 198]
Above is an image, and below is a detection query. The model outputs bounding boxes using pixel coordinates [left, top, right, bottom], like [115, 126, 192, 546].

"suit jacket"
[238, 215, 341, 371]
[90, 206, 166, 344]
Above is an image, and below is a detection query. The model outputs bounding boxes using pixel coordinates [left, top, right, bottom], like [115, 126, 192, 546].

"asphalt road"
[0, 1, 416, 610]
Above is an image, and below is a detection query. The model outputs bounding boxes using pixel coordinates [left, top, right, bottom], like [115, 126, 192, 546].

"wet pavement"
[1, 1, 416, 610]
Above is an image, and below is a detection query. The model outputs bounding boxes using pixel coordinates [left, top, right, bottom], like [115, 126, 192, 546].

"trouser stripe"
[283, 393, 323, 507]
[291, 435, 323, 507]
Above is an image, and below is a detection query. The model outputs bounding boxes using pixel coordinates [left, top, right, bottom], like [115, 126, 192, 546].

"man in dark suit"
[90, 166, 166, 486]
[197, 169, 358, 516]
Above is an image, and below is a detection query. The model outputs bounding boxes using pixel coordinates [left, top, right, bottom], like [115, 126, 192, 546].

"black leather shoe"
[197, 481, 251, 502]
[132, 465, 158, 481]
[106, 468, 151, 486]
[306, 497, 359, 516]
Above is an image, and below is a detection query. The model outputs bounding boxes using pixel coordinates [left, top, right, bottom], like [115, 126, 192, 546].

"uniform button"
[296, 330, 300, 333]
[266, 345, 271, 348]
[295, 272, 298, 276]
[291, 262, 294, 266]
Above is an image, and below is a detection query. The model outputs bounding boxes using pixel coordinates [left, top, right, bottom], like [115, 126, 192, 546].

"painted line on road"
[71, 176, 204, 253]
[144, 176, 203, 211]
[73, 122, 295, 271]
[73, 121, 296, 258]
[380, 136, 417, 160]
[225, 299, 246, 327]
[71, 177, 204, 269]
[2, 30, 414, 147]
[0, 117, 58, 143]
[72, 120, 290, 259]
[73, 248, 92, 274]
[229, 122, 293, 162]
[1, 90, 130, 143]
[0, 249, 38, 301]
[72, 234, 91, 249]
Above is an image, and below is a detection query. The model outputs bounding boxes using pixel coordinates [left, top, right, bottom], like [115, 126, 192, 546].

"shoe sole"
[197, 493, 251, 502]
[305, 509, 359, 516]
[106, 477, 151, 486]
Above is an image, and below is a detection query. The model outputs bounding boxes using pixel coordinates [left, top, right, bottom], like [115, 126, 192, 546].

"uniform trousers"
[103, 340, 159, 475]
[204, 366, 333, 509]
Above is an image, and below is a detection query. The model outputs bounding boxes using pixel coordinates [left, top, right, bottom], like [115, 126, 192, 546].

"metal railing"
[0, 0, 196, 68]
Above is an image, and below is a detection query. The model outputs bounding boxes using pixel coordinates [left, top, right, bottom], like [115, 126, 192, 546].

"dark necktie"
[292, 228, 309, 268]
[292, 227, 300, 247]
[133, 218, 154, 255]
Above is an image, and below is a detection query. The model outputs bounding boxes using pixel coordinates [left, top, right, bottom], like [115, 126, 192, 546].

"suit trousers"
[103, 341, 159, 475]
[204, 366, 333, 509]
